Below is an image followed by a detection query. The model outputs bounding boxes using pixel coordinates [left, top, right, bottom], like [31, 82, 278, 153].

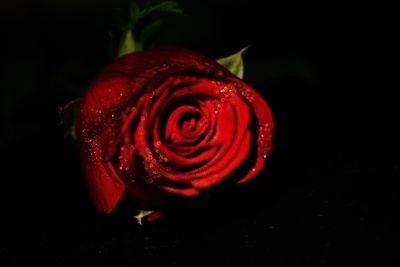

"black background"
[1, 0, 397, 266]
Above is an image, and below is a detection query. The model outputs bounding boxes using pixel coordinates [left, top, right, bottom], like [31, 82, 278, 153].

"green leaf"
[217, 46, 250, 79]
[139, 1, 184, 18]
[138, 19, 162, 45]
[129, 2, 140, 24]
[115, 1, 183, 58]
[58, 98, 81, 142]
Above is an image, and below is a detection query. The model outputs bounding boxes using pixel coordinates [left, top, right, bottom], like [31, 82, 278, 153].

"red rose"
[76, 48, 273, 213]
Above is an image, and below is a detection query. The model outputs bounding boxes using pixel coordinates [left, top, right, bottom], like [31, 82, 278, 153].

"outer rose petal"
[230, 78, 274, 184]
[76, 75, 130, 213]
[78, 140, 125, 213]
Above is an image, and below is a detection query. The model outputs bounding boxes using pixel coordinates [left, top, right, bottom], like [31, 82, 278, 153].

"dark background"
[1, 0, 397, 266]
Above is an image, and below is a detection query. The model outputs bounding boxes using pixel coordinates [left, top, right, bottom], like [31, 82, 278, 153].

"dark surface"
[1, 0, 397, 266]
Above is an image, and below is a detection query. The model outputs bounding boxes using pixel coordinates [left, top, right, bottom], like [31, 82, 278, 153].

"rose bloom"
[76, 48, 273, 213]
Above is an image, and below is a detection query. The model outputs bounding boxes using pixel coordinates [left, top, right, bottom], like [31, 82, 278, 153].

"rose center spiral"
[162, 103, 208, 146]
[178, 111, 200, 132]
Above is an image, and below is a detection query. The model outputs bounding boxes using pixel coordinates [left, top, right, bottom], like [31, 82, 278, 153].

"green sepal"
[133, 209, 162, 226]
[117, 29, 143, 57]
[217, 46, 250, 79]
[58, 98, 81, 142]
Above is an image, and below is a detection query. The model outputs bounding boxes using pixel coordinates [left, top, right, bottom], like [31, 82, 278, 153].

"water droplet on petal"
[257, 124, 273, 158]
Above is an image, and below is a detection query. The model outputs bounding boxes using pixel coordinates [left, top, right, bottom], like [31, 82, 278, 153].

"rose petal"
[77, 48, 274, 212]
